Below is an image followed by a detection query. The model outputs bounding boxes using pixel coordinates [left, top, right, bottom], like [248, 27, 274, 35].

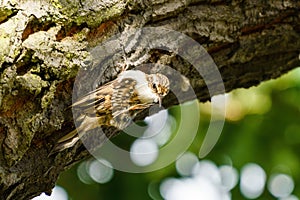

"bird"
[51, 70, 170, 153]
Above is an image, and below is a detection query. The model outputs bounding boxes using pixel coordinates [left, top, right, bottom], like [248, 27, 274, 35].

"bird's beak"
[158, 96, 162, 107]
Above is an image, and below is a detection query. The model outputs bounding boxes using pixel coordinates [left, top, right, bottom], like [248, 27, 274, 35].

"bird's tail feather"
[48, 129, 79, 156]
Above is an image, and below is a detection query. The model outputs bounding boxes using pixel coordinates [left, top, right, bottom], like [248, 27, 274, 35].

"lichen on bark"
[0, 0, 90, 169]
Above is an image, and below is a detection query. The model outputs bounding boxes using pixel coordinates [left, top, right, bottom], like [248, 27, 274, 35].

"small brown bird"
[52, 70, 170, 153]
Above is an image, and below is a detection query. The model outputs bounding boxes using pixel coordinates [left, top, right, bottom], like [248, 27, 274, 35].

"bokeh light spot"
[32, 185, 68, 200]
[144, 111, 175, 147]
[192, 160, 221, 184]
[279, 195, 299, 200]
[268, 174, 294, 198]
[77, 161, 94, 184]
[160, 178, 179, 199]
[240, 163, 266, 199]
[144, 110, 169, 138]
[160, 176, 228, 200]
[130, 139, 158, 166]
[175, 152, 198, 176]
[219, 165, 239, 191]
[88, 159, 114, 184]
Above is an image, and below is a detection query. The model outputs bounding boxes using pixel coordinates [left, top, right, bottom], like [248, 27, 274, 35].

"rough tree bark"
[0, 0, 299, 199]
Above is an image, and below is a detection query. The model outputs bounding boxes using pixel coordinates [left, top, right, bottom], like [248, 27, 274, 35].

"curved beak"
[158, 96, 162, 107]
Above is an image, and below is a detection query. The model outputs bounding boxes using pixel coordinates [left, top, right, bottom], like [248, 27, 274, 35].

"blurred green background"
[35, 67, 300, 200]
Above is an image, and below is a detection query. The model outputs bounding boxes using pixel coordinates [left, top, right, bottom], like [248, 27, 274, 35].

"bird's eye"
[151, 83, 158, 92]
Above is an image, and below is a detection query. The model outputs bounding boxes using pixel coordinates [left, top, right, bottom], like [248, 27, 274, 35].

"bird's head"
[147, 73, 170, 106]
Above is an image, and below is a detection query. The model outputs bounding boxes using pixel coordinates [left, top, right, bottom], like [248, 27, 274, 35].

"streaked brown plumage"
[51, 70, 170, 153]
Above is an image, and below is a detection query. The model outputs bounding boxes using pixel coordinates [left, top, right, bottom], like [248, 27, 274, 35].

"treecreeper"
[51, 70, 170, 154]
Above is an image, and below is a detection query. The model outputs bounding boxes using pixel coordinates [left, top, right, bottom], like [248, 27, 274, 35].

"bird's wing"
[71, 81, 115, 116]
[111, 78, 138, 129]
[50, 80, 117, 155]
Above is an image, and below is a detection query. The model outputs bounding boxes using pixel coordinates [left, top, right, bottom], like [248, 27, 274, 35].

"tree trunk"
[0, 0, 299, 199]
